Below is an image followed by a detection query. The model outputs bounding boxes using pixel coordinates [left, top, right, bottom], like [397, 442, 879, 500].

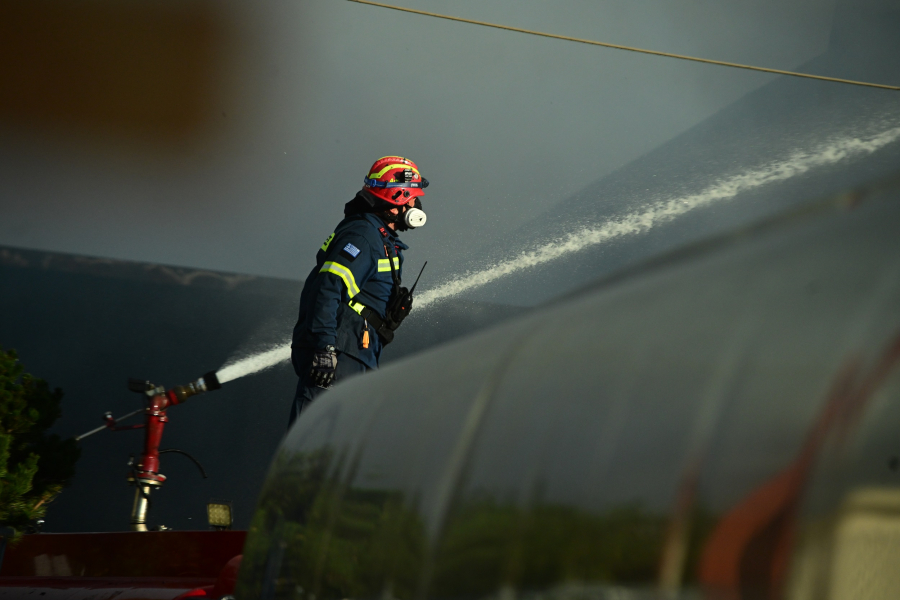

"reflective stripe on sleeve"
[377, 257, 400, 272]
[320, 261, 361, 298]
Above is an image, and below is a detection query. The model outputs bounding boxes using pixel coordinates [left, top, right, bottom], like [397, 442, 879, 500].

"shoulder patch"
[341, 243, 361, 261]
[320, 232, 335, 252]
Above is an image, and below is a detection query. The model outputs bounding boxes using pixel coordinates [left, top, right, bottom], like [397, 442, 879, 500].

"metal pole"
[127, 391, 168, 531]
[74, 408, 144, 441]
[130, 484, 152, 532]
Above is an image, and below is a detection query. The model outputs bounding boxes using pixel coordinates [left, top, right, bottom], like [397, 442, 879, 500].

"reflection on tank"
[240, 449, 424, 600]
[237, 180, 900, 600]
[699, 331, 900, 599]
[242, 449, 719, 599]
[788, 487, 900, 600]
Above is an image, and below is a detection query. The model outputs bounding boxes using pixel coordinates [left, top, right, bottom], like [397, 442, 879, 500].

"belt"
[348, 300, 395, 344]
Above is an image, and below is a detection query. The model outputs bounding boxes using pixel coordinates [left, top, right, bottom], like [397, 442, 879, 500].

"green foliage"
[240, 448, 427, 600]
[0, 347, 80, 534]
[239, 447, 721, 600]
[431, 499, 670, 595]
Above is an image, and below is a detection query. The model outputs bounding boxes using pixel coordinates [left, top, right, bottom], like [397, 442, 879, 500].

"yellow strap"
[320, 233, 335, 252]
[320, 262, 361, 298]
[348, 300, 366, 315]
[377, 257, 401, 272]
[369, 163, 420, 180]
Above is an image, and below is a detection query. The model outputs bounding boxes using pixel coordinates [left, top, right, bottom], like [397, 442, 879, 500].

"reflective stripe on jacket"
[291, 212, 407, 369]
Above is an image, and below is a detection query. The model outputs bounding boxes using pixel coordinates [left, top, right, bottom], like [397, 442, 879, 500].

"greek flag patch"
[340, 243, 361, 261]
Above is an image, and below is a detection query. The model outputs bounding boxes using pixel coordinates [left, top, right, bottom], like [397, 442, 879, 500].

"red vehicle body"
[0, 532, 244, 599]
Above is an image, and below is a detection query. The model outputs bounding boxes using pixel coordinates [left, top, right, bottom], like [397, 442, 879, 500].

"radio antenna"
[409, 262, 427, 294]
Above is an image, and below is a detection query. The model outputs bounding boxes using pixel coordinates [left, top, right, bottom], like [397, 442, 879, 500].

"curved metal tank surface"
[237, 182, 900, 600]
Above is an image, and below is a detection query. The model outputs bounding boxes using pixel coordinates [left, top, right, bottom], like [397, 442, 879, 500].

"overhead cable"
[347, 0, 900, 92]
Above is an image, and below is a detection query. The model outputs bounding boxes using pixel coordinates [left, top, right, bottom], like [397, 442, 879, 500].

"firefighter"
[289, 156, 429, 425]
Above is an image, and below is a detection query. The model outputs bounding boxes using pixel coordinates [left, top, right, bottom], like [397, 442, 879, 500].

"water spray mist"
[211, 123, 900, 384]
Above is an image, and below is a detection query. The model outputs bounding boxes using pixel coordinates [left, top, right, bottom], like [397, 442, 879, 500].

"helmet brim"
[363, 178, 427, 206]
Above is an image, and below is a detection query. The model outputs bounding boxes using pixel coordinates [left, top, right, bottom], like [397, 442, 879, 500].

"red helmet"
[362, 156, 429, 206]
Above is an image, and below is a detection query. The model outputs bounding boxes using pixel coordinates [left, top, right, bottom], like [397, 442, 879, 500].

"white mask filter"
[404, 207, 427, 228]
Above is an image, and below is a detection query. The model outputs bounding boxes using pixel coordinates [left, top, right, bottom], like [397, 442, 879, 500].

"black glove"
[309, 346, 337, 389]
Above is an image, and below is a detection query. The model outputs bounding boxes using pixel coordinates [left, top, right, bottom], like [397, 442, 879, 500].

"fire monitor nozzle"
[169, 371, 222, 403]
[122, 370, 223, 531]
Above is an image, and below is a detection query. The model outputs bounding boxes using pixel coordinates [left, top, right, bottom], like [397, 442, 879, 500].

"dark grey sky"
[0, 0, 836, 280]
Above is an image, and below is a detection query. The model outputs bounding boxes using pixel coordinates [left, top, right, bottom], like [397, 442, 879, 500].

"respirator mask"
[403, 198, 427, 228]
[385, 197, 426, 231]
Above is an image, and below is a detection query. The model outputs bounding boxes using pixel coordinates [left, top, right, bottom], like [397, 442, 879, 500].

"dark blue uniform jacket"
[291, 212, 406, 369]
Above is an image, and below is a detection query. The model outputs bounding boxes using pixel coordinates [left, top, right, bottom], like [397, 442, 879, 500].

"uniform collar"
[362, 213, 409, 250]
